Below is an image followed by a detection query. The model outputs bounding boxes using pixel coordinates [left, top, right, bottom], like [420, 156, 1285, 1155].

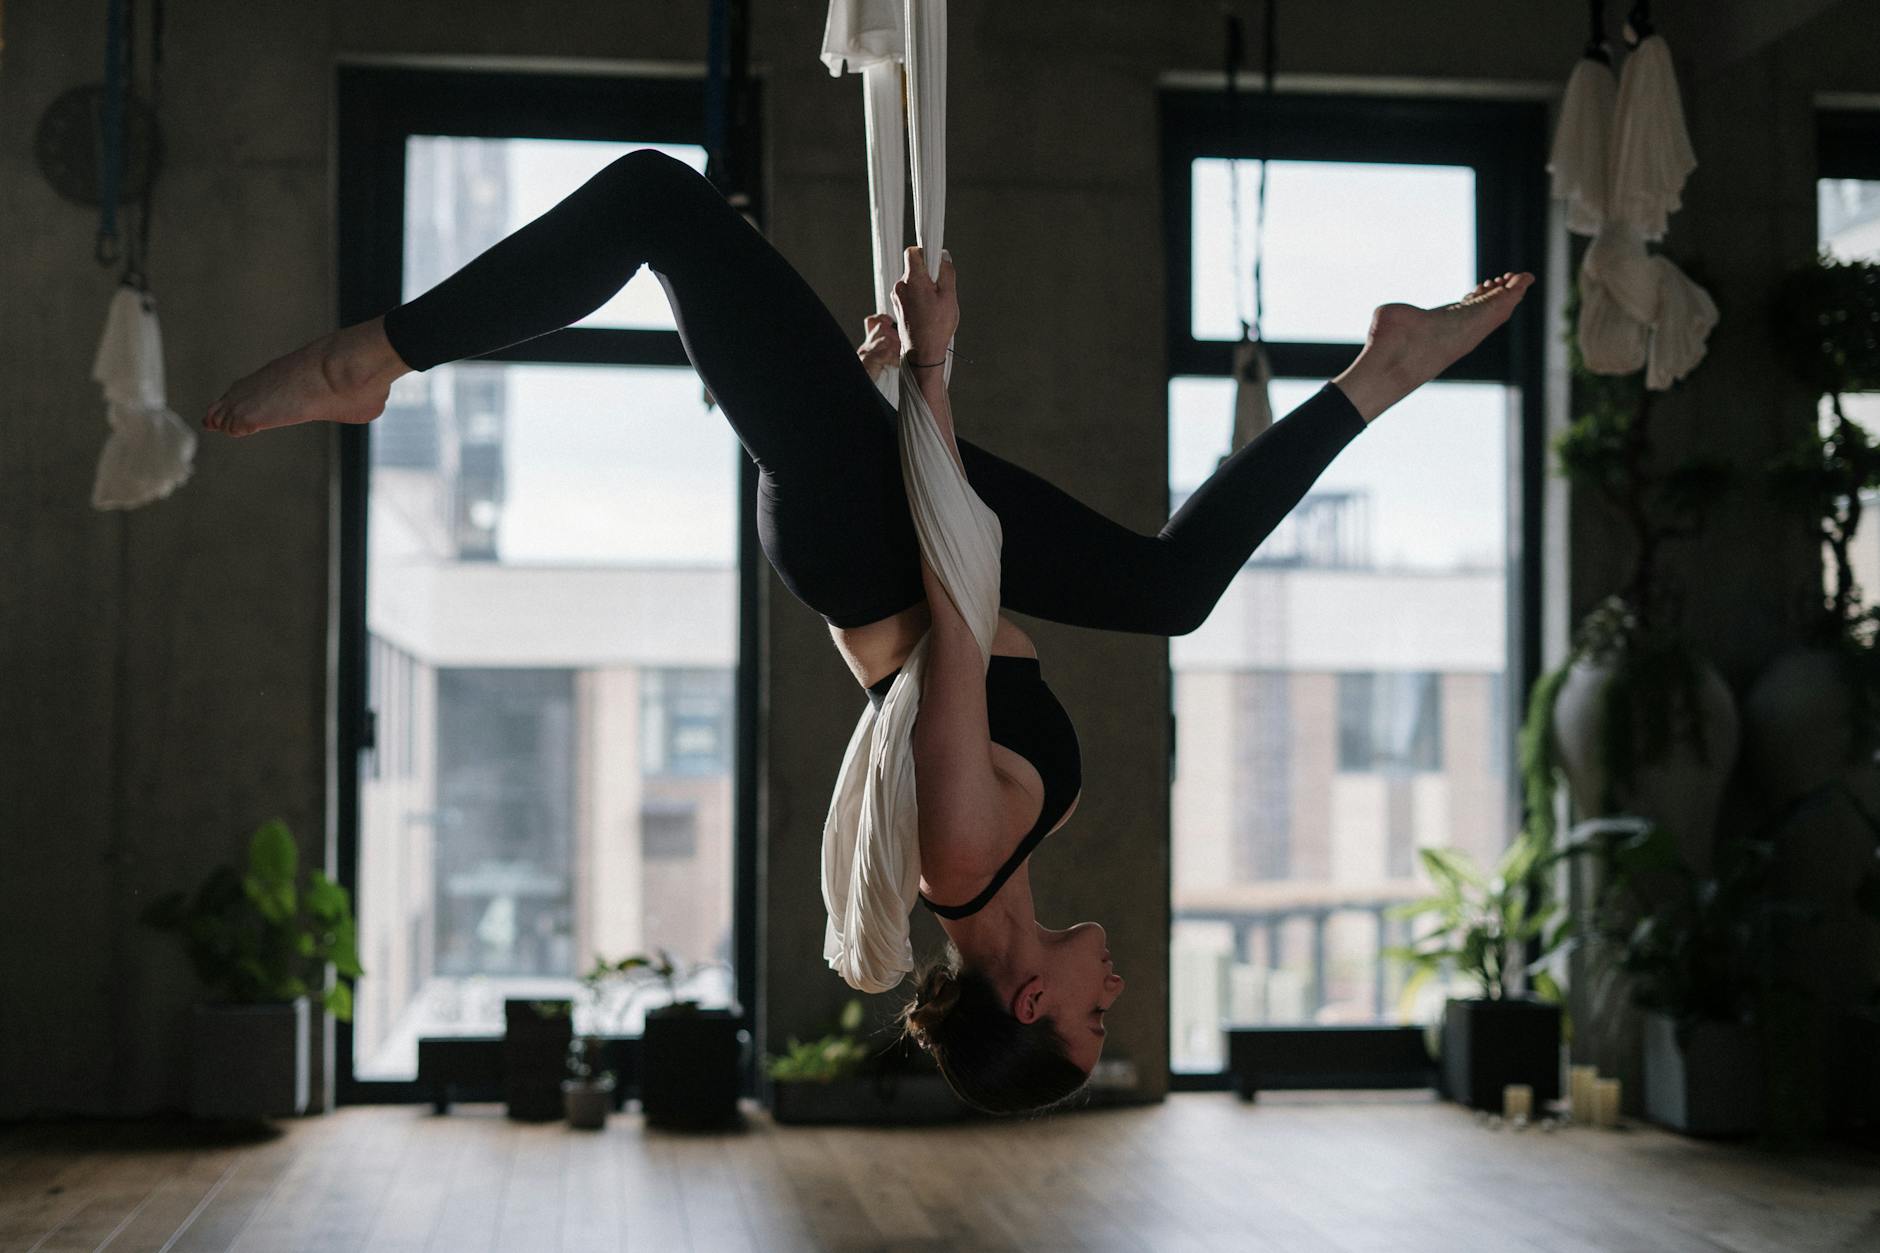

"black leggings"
[382, 149, 1366, 634]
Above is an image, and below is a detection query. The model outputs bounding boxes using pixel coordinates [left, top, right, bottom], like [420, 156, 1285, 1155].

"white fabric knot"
[1548, 34, 1715, 390]
[90, 284, 196, 510]
[820, 0, 904, 75]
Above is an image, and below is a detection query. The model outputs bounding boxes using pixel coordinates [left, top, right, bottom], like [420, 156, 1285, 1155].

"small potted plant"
[766, 998, 966, 1125]
[1563, 818, 1822, 1136]
[562, 1034, 615, 1131]
[585, 950, 744, 1130]
[1386, 830, 1570, 1110]
[142, 819, 362, 1120]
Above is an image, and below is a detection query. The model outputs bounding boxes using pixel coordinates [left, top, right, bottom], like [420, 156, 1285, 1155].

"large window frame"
[1160, 88, 1549, 1089]
[334, 65, 763, 1104]
[1821, 109, 1880, 185]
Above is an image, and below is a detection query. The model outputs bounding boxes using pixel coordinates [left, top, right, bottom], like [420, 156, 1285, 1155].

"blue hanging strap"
[704, 0, 729, 190]
[124, 0, 163, 290]
[97, 0, 128, 267]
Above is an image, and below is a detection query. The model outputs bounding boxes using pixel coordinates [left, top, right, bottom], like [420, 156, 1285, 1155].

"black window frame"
[1160, 88, 1548, 1091]
[334, 64, 762, 1104]
[1820, 109, 1880, 184]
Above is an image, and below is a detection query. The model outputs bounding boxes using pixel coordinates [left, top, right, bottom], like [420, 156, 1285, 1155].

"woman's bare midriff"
[829, 601, 1036, 689]
[831, 604, 1081, 902]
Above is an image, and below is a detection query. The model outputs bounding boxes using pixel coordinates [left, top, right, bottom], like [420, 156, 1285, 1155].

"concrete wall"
[3, 0, 1876, 1116]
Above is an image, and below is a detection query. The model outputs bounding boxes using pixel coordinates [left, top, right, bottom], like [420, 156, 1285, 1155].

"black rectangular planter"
[1844, 1008, 1880, 1133]
[1226, 1025, 1435, 1100]
[770, 1073, 967, 1125]
[1441, 998, 1561, 1111]
[1642, 1011, 1763, 1137]
[190, 999, 310, 1120]
[504, 999, 573, 1122]
[422, 1034, 640, 1114]
[640, 1007, 746, 1130]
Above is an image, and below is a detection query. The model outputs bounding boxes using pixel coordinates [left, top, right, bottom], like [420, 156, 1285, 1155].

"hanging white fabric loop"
[1547, 56, 1618, 239]
[862, 62, 906, 403]
[820, 0, 1000, 993]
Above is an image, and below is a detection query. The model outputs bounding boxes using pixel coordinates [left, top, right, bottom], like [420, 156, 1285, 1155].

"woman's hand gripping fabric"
[891, 245, 957, 366]
[858, 312, 899, 381]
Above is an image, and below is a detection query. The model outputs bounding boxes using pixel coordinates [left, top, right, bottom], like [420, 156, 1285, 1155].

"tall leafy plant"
[1766, 254, 1880, 749]
[142, 819, 362, 1019]
[1560, 818, 1821, 1049]
[1385, 830, 1572, 1007]
[1521, 278, 1732, 842]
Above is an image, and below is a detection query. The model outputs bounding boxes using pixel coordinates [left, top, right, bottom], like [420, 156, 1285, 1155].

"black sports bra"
[866, 654, 1082, 920]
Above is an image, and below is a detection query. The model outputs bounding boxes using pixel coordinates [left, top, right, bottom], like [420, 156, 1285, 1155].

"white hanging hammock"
[89, 283, 196, 509]
[1548, 30, 1716, 390]
[818, 0, 1004, 994]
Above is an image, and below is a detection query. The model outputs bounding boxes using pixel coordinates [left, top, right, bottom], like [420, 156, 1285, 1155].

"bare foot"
[203, 316, 410, 438]
[1333, 272, 1535, 423]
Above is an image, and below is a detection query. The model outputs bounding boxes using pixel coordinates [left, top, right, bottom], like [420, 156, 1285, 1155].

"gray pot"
[190, 998, 309, 1120]
[1743, 645, 1880, 1013]
[1552, 650, 1739, 876]
[1642, 1010, 1763, 1137]
[562, 1076, 615, 1130]
[1742, 645, 1860, 800]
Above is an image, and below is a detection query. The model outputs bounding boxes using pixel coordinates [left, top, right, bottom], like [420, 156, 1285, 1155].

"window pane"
[1191, 159, 1477, 342]
[1820, 178, 1880, 262]
[1169, 374, 1512, 1070]
[356, 137, 737, 1081]
[404, 135, 707, 333]
[1816, 176, 1880, 623]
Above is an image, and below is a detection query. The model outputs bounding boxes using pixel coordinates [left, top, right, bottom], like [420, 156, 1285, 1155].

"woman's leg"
[380, 149, 929, 625]
[956, 383, 1365, 635]
[961, 271, 1536, 634]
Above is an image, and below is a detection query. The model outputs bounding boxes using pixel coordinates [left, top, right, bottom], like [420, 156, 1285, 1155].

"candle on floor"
[1570, 1064, 1599, 1122]
[1502, 1083, 1533, 1123]
[1594, 1077, 1622, 1128]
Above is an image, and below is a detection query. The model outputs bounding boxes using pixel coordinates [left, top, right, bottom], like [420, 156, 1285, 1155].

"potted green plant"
[585, 950, 744, 1130]
[1562, 817, 1822, 1136]
[142, 819, 361, 1120]
[1385, 830, 1571, 1110]
[766, 998, 966, 1125]
[1747, 254, 1880, 798]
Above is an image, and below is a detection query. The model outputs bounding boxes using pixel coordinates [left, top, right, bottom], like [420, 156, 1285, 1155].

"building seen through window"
[1169, 152, 1515, 1072]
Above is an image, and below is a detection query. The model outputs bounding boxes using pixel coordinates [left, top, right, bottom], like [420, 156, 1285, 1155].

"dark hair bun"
[902, 963, 962, 1045]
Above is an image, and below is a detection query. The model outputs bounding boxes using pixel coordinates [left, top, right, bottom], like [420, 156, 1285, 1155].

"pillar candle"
[1594, 1077, 1622, 1128]
[1502, 1083, 1533, 1122]
[1569, 1064, 1598, 1122]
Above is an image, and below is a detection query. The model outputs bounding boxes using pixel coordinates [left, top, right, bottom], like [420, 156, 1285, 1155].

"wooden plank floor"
[2, 1093, 1876, 1253]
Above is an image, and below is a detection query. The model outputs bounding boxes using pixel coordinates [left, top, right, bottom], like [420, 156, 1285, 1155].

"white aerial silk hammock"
[89, 283, 197, 509]
[818, 0, 1004, 993]
[1546, 30, 1716, 390]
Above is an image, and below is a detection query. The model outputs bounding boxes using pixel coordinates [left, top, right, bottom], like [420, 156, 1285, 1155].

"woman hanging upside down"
[205, 149, 1533, 1115]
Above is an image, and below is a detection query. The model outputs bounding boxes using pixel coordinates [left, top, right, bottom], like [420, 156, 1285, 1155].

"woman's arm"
[892, 247, 1020, 876]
